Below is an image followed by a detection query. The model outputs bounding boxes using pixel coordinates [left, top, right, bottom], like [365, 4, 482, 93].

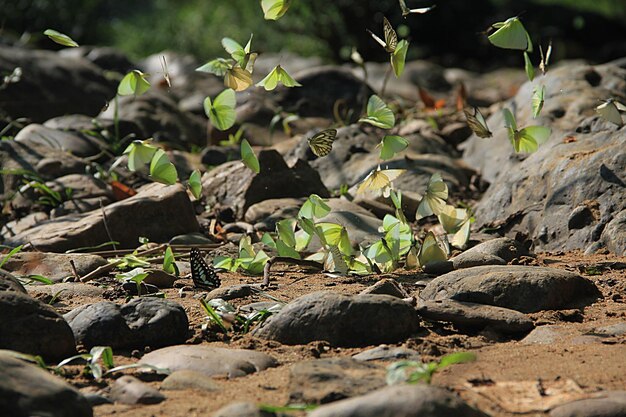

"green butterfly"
[359, 95, 395, 129]
[416, 173, 448, 220]
[261, 0, 291, 20]
[256, 65, 301, 91]
[532, 86, 545, 118]
[417, 231, 448, 267]
[118, 70, 151, 96]
[307, 128, 337, 157]
[488, 17, 533, 52]
[204, 89, 236, 131]
[149, 149, 178, 185]
[463, 106, 492, 138]
[503, 108, 551, 153]
[379, 135, 409, 160]
[596, 99, 626, 127]
[43, 29, 79, 47]
[241, 139, 260, 173]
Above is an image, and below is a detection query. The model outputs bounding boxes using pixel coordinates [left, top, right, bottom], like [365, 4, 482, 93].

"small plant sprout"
[204, 88, 237, 131]
[43, 29, 79, 47]
[503, 108, 551, 153]
[256, 65, 302, 90]
[116, 268, 149, 295]
[387, 352, 477, 385]
[118, 70, 151, 96]
[56, 346, 115, 380]
[0, 245, 22, 269]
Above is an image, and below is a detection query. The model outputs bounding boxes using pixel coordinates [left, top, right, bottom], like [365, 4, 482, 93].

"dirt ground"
[44, 250, 626, 417]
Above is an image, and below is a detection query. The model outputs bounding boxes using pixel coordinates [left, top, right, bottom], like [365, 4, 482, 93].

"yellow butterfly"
[357, 167, 405, 197]
[417, 231, 448, 267]
[307, 128, 337, 157]
[416, 173, 448, 219]
[367, 16, 398, 53]
[463, 106, 492, 138]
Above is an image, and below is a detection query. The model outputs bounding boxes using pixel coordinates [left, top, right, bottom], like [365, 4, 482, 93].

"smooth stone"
[64, 298, 188, 349]
[1, 212, 49, 238]
[0, 352, 93, 417]
[212, 402, 274, 417]
[308, 384, 489, 417]
[169, 232, 216, 245]
[139, 345, 277, 379]
[352, 345, 421, 362]
[359, 278, 409, 299]
[27, 283, 105, 298]
[451, 237, 532, 269]
[592, 322, 626, 337]
[416, 299, 534, 334]
[205, 285, 254, 301]
[0, 273, 28, 293]
[252, 292, 420, 347]
[0, 292, 76, 360]
[142, 269, 178, 288]
[14, 125, 104, 158]
[550, 391, 626, 417]
[2, 252, 108, 283]
[420, 265, 601, 313]
[110, 375, 165, 405]
[289, 358, 385, 404]
[521, 325, 569, 345]
[161, 370, 220, 391]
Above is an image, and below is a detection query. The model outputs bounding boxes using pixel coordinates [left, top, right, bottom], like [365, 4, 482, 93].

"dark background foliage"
[1, 0, 625, 69]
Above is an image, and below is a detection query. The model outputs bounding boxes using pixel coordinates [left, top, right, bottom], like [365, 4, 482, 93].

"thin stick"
[100, 199, 116, 252]
[69, 260, 80, 281]
[262, 256, 324, 287]
[79, 244, 167, 282]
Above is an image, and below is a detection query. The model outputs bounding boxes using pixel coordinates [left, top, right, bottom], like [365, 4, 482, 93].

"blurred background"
[1, 0, 625, 70]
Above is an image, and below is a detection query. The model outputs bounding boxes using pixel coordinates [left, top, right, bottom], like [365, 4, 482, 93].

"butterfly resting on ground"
[307, 128, 338, 157]
[190, 248, 221, 290]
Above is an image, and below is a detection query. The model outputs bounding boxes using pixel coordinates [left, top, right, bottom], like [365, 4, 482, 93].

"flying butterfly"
[398, 0, 435, 18]
[357, 167, 405, 197]
[463, 106, 492, 138]
[367, 16, 398, 53]
[307, 128, 338, 157]
[539, 40, 552, 76]
[190, 248, 221, 290]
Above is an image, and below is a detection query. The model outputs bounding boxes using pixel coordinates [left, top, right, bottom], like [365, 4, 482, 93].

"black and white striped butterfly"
[190, 248, 221, 290]
[307, 128, 337, 157]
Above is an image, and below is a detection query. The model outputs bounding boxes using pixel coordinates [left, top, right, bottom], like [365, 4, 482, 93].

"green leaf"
[379, 135, 408, 160]
[438, 352, 477, 368]
[123, 140, 157, 172]
[240, 139, 260, 173]
[0, 245, 22, 269]
[298, 194, 331, 219]
[488, 17, 533, 52]
[359, 95, 395, 129]
[261, 0, 291, 20]
[524, 51, 535, 82]
[43, 29, 79, 47]
[188, 169, 202, 199]
[532, 85, 545, 118]
[204, 89, 237, 131]
[149, 149, 178, 185]
[256, 65, 301, 91]
[196, 58, 232, 77]
[391, 40, 409, 78]
[118, 70, 151, 96]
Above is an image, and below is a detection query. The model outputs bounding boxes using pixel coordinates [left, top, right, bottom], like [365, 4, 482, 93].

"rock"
[0, 45, 115, 123]
[64, 298, 188, 349]
[1, 212, 49, 238]
[202, 150, 329, 219]
[416, 299, 534, 334]
[244, 197, 305, 225]
[161, 370, 220, 391]
[14, 125, 106, 158]
[44, 114, 144, 143]
[252, 292, 420, 347]
[360, 278, 410, 298]
[601, 209, 626, 255]
[352, 345, 421, 362]
[308, 384, 489, 417]
[462, 62, 626, 255]
[451, 237, 532, 269]
[0, 352, 92, 417]
[592, 322, 626, 337]
[314, 199, 382, 249]
[420, 266, 601, 313]
[550, 391, 626, 417]
[142, 269, 178, 288]
[0, 291, 76, 360]
[289, 358, 385, 404]
[110, 375, 165, 405]
[138, 345, 277, 378]
[205, 285, 254, 301]
[27, 283, 105, 299]
[2, 252, 108, 283]
[212, 402, 275, 417]
[0, 272, 27, 293]
[521, 325, 569, 345]
[4, 183, 199, 252]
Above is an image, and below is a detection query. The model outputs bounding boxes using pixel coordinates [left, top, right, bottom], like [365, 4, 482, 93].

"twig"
[262, 256, 324, 287]
[100, 199, 116, 252]
[69, 260, 80, 281]
[79, 244, 167, 282]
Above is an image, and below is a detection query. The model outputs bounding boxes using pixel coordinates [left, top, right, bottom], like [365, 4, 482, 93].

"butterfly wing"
[463, 107, 492, 138]
[596, 101, 624, 126]
[308, 128, 337, 157]
[418, 232, 448, 267]
[190, 248, 221, 290]
[383, 17, 398, 53]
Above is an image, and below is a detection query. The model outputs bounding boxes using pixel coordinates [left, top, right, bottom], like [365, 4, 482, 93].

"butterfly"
[398, 0, 435, 18]
[539, 40, 552, 76]
[190, 248, 221, 290]
[596, 99, 626, 127]
[307, 128, 337, 157]
[367, 16, 398, 53]
[357, 166, 405, 197]
[416, 173, 448, 220]
[503, 108, 551, 153]
[463, 106, 492, 138]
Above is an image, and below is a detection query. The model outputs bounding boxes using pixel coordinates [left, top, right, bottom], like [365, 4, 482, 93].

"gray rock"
[0, 272, 27, 293]
[314, 199, 382, 249]
[462, 62, 626, 255]
[360, 278, 410, 298]
[212, 402, 275, 417]
[252, 292, 420, 347]
[591, 322, 626, 337]
[14, 125, 106, 158]
[308, 384, 489, 417]
[2, 252, 107, 283]
[0, 352, 92, 417]
[244, 197, 305, 225]
[27, 283, 105, 299]
[43, 114, 143, 141]
[0, 292, 76, 360]
[289, 358, 385, 404]
[139, 345, 277, 378]
[550, 391, 626, 417]
[205, 285, 254, 301]
[161, 370, 220, 391]
[58, 45, 134, 75]
[64, 298, 188, 349]
[110, 375, 165, 405]
[451, 237, 532, 269]
[1, 212, 49, 238]
[4, 183, 199, 252]
[352, 345, 421, 362]
[420, 266, 600, 313]
[202, 150, 329, 219]
[601, 209, 626, 255]
[142, 269, 178, 288]
[417, 299, 534, 334]
[0, 45, 115, 123]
